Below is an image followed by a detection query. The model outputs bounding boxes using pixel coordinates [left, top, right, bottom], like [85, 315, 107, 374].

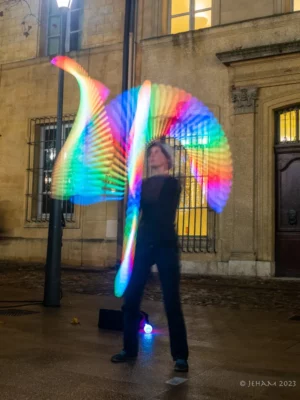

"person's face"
[148, 145, 168, 170]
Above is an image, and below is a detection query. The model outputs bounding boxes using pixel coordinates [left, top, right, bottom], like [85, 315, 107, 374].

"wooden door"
[275, 144, 300, 277]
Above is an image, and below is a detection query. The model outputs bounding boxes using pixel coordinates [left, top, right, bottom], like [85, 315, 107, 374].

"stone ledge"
[216, 41, 300, 66]
[0, 42, 123, 70]
[180, 260, 274, 277]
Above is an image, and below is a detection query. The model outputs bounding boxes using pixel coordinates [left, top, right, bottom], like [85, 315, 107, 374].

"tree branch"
[0, 0, 40, 37]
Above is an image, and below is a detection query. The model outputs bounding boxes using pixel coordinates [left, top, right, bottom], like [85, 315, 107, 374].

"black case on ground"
[98, 309, 149, 331]
[98, 309, 123, 331]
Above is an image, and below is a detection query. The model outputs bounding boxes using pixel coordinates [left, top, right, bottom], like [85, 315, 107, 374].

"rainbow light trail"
[50, 57, 233, 298]
[51, 56, 126, 205]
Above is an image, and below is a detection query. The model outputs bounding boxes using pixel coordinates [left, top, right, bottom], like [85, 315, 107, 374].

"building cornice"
[216, 41, 300, 66]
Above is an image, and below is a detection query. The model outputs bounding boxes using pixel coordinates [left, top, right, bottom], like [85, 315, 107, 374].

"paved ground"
[1, 265, 300, 399]
[1, 264, 300, 312]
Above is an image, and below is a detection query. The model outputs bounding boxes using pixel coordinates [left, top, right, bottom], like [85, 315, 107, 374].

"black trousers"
[122, 243, 189, 360]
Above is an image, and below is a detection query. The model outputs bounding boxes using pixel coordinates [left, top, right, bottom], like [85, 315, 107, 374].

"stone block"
[106, 219, 117, 239]
[181, 261, 199, 274]
[228, 260, 257, 277]
[217, 262, 229, 276]
[84, 203, 106, 221]
[106, 202, 118, 219]
[256, 261, 273, 277]
[207, 261, 219, 275]
[221, 0, 274, 25]
[82, 220, 106, 239]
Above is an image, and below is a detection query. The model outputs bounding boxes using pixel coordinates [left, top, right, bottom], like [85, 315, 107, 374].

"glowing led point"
[144, 324, 153, 334]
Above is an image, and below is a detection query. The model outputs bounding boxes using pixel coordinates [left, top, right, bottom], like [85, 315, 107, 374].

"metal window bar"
[146, 135, 216, 254]
[276, 105, 300, 144]
[26, 115, 76, 224]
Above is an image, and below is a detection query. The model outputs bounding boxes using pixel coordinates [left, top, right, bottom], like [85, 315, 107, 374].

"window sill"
[24, 221, 80, 229]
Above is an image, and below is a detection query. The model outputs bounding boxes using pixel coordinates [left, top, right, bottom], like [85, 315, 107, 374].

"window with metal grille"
[147, 137, 216, 253]
[26, 116, 75, 223]
[169, 0, 212, 34]
[276, 106, 300, 144]
[47, 0, 83, 56]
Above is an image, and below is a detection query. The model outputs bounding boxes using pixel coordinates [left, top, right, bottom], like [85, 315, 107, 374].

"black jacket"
[137, 175, 181, 246]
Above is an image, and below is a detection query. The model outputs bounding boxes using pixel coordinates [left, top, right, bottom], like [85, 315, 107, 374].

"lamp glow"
[144, 324, 153, 334]
[56, 0, 73, 8]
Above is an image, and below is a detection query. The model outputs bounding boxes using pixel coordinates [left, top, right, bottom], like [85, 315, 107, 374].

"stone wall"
[0, 45, 123, 266]
[0, 0, 125, 267]
[82, 0, 124, 49]
[0, 0, 39, 64]
[0, 0, 124, 64]
[220, 0, 275, 24]
[2, 1, 300, 274]
[139, 11, 300, 276]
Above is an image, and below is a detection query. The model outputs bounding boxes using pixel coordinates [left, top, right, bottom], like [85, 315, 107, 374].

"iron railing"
[147, 137, 216, 253]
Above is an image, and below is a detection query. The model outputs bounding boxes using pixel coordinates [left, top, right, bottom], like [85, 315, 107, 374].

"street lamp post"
[44, 0, 72, 307]
[116, 0, 136, 264]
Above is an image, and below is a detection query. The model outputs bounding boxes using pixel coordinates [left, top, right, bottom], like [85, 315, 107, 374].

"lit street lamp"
[44, 0, 73, 307]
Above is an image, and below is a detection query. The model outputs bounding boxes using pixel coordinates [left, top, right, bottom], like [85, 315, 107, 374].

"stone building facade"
[1, 0, 300, 278]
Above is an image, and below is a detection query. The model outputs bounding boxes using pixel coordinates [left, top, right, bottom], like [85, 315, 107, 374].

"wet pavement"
[1, 265, 300, 399]
[1, 264, 300, 312]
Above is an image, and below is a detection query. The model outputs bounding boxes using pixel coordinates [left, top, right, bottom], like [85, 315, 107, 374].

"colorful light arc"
[50, 56, 233, 298]
[51, 56, 126, 205]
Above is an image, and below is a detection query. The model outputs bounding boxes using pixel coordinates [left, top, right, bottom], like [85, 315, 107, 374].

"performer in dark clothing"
[111, 141, 189, 372]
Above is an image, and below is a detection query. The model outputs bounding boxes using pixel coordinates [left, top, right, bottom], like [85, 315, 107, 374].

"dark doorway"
[275, 106, 300, 277]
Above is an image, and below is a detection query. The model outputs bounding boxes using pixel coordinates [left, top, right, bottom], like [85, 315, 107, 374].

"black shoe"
[111, 350, 137, 363]
[174, 359, 189, 372]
